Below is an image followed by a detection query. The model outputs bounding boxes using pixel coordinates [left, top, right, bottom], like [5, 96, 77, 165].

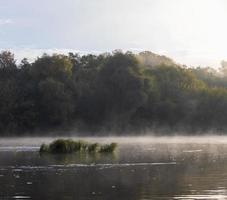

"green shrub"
[39, 139, 117, 154]
[100, 143, 117, 153]
[88, 143, 100, 152]
[39, 143, 49, 153]
[49, 139, 70, 153]
[77, 140, 88, 151]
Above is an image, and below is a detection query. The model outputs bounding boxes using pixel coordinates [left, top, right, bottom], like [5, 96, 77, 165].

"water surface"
[0, 136, 227, 200]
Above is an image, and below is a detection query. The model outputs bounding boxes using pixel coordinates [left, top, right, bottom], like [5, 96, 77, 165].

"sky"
[0, 0, 227, 67]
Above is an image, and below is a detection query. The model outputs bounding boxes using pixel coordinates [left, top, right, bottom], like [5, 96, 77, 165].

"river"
[0, 136, 227, 200]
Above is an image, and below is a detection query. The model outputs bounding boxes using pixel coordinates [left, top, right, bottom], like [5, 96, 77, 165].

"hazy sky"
[0, 0, 227, 67]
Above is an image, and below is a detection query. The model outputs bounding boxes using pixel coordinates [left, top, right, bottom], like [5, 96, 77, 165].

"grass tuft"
[39, 139, 117, 154]
[100, 143, 117, 153]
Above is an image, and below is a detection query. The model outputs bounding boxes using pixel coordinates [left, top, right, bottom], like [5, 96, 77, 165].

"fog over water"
[1, 135, 227, 147]
[1, 136, 227, 200]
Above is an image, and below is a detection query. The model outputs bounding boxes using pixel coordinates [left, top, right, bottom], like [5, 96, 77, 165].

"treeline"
[1, 50, 227, 135]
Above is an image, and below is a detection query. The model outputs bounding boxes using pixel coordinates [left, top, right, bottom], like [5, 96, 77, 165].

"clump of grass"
[49, 139, 72, 153]
[100, 143, 117, 153]
[39, 139, 117, 154]
[88, 143, 100, 153]
[40, 144, 49, 153]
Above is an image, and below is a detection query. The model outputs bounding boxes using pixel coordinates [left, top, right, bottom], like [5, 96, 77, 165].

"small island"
[40, 139, 117, 154]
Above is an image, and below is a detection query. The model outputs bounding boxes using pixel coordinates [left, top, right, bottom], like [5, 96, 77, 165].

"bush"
[88, 143, 101, 152]
[39, 139, 117, 154]
[100, 143, 117, 153]
[39, 143, 49, 153]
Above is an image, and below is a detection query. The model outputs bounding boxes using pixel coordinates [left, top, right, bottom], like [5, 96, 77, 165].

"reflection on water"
[0, 137, 227, 199]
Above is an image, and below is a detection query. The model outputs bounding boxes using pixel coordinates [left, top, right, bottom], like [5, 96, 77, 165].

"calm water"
[0, 136, 227, 200]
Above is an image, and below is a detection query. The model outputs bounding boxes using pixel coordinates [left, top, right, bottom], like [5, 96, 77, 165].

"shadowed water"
[0, 136, 227, 200]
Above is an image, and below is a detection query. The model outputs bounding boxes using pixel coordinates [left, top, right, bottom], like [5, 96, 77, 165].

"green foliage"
[136, 51, 176, 68]
[40, 139, 117, 154]
[88, 143, 101, 152]
[0, 51, 16, 69]
[190, 67, 227, 88]
[38, 78, 74, 125]
[31, 54, 72, 81]
[40, 144, 49, 153]
[100, 143, 117, 153]
[2, 50, 227, 134]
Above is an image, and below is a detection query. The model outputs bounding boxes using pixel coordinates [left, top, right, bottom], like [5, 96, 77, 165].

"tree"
[94, 52, 147, 129]
[0, 51, 16, 69]
[31, 54, 73, 82]
[38, 78, 74, 126]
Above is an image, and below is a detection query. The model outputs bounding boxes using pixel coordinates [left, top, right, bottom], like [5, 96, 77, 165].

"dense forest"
[1, 50, 227, 135]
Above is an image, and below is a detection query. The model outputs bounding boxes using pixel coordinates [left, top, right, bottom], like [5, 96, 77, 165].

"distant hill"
[136, 51, 177, 67]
